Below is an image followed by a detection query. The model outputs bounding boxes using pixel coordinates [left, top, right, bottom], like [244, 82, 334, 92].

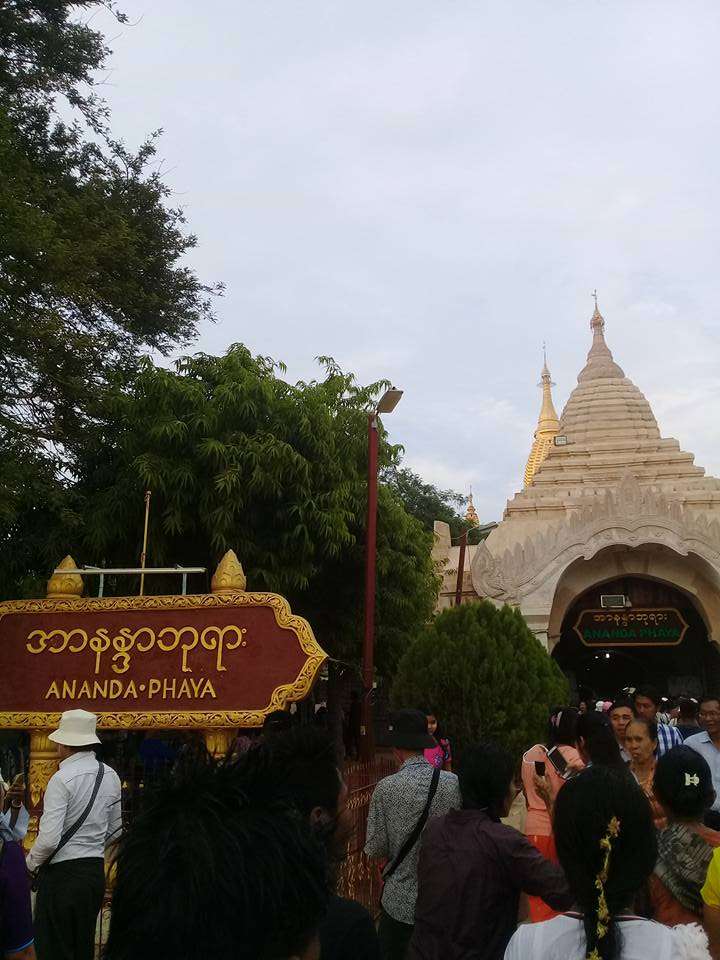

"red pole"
[455, 529, 468, 606]
[360, 411, 379, 761]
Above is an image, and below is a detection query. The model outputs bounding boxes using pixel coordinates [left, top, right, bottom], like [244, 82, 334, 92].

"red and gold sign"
[0, 554, 327, 729]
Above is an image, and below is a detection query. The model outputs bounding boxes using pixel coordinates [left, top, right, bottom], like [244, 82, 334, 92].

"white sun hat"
[48, 709, 101, 747]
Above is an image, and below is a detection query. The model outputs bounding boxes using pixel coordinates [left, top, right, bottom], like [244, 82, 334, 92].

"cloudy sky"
[97, 0, 720, 521]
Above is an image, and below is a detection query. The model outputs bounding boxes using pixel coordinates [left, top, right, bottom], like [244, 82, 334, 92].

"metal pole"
[360, 412, 379, 762]
[455, 528, 468, 606]
[139, 490, 152, 597]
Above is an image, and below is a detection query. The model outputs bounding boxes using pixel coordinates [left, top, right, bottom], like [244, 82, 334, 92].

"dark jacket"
[408, 808, 572, 960]
[319, 894, 380, 960]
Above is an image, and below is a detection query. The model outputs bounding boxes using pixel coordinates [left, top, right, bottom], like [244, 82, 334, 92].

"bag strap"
[45, 761, 105, 867]
[382, 766, 441, 881]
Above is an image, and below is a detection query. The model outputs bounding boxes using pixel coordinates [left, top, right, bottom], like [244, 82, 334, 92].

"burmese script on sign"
[574, 608, 689, 647]
[0, 600, 311, 715]
[26, 623, 249, 675]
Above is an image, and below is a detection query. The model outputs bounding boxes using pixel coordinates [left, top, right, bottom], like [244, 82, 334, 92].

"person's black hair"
[678, 697, 699, 720]
[700, 694, 720, 711]
[576, 711, 625, 769]
[634, 685, 661, 709]
[104, 753, 328, 960]
[263, 709, 292, 734]
[547, 706, 579, 748]
[417, 706, 446, 741]
[653, 746, 715, 821]
[554, 766, 657, 960]
[258, 725, 342, 819]
[627, 716, 658, 744]
[608, 698, 635, 717]
[457, 742, 514, 819]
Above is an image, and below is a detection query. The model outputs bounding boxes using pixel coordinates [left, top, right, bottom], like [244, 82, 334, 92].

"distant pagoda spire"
[578, 292, 625, 382]
[524, 345, 560, 487]
[465, 487, 479, 526]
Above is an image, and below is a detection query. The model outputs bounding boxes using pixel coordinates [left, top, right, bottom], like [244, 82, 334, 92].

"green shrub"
[391, 601, 569, 760]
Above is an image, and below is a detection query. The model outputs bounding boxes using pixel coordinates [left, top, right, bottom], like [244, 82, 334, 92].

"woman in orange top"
[521, 706, 583, 922]
[626, 717, 666, 829]
[650, 745, 720, 926]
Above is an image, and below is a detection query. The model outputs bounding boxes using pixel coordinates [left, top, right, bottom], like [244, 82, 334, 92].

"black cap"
[387, 709, 435, 750]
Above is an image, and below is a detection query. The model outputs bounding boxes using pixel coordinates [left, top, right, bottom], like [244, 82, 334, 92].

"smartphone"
[534, 760, 546, 777]
[546, 746, 570, 778]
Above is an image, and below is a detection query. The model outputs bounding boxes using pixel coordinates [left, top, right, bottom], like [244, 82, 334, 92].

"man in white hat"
[26, 709, 122, 960]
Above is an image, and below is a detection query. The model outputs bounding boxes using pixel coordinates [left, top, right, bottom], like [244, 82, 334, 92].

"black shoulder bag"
[382, 766, 441, 882]
[31, 762, 105, 892]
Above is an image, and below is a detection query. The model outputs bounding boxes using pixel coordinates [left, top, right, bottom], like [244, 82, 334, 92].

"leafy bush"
[392, 601, 569, 760]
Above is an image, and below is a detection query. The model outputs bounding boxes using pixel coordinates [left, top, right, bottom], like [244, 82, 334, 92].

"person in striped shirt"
[633, 685, 683, 756]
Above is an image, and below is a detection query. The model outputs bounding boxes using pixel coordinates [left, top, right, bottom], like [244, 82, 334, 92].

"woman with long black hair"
[504, 766, 710, 959]
[575, 711, 627, 770]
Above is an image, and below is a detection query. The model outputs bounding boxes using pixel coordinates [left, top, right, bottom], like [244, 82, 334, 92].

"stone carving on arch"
[471, 474, 720, 607]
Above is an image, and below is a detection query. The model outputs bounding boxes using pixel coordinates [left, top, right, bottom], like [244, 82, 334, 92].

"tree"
[391, 601, 569, 759]
[384, 467, 465, 536]
[385, 467, 490, 545]
[36, 347, 439, 676]
[0, 2, 220, 478]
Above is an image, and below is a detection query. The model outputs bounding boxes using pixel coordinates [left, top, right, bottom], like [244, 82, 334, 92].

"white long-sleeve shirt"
[0, 803, 29, 842]
[27, 751, 122, 871]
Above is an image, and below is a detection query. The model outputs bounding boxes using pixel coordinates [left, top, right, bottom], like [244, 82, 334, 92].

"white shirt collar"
[59, 751, 92, 769]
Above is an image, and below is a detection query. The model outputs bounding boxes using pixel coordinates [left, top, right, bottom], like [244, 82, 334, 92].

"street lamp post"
[360, 386, 403, 762]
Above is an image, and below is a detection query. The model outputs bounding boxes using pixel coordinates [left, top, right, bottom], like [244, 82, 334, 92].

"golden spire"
[524, 348, 561, 487]
[46, 555, 83, 599]
[465, 487, 479, 526]
[211, 549, 247, 593]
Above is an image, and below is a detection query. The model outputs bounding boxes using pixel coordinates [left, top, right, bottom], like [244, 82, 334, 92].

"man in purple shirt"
[408, 741, 571, 960]
[0, 837, 35, 959]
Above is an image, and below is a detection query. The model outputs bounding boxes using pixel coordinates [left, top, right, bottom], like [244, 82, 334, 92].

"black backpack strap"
[46, 762, 105, 867]
[382, 766, 441, 881]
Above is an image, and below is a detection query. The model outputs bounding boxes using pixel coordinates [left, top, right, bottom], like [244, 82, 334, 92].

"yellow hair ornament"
[585, 817, 621, 960]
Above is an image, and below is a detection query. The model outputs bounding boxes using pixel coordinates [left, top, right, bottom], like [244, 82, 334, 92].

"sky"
[95, 0, 720, 521]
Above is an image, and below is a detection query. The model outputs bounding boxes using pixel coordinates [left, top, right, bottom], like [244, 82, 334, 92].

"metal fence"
[337, 753, 398, 917]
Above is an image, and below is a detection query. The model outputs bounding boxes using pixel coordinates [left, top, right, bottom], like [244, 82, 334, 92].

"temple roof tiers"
[494, 301, 720, 550]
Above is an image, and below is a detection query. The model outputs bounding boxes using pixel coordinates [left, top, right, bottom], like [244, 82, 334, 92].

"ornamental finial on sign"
[46, 556, 83, 599]
[211, 550, 247, 594]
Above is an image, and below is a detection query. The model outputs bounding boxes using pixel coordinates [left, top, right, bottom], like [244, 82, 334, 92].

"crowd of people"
[366, 687, 720, 960]
[3, 687, 720, 960]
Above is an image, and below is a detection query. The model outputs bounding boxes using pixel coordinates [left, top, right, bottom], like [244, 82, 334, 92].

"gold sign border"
[573, 607, 689, 649]
[0, 591, 327, 729]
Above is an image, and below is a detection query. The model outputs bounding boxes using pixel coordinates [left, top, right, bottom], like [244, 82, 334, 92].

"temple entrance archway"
[547, 545, 720, 700]
[551, 574, 719, 699]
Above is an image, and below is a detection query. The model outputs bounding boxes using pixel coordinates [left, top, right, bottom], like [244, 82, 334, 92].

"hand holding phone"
[546, 746, 570, 779]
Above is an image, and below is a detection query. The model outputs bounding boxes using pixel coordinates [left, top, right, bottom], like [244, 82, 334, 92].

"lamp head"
[376, 387, 403, 414]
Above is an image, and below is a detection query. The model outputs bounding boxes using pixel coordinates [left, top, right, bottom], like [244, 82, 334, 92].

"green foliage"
[384, 467, 464, 536]
[384, 467, 489, 545]
[392, 601, 569, 759]
[0, 1, 220, 502]
[39, 348, 439, 673]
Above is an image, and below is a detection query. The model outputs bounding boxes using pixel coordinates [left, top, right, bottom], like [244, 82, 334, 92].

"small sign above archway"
[574, 608, 688, 648]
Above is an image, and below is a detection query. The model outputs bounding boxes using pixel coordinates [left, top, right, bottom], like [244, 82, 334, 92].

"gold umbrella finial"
[47, 555, 83, 599]
[211, 550, 247, 594]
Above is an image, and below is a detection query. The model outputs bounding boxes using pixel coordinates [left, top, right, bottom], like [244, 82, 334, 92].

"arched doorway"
[552, 575, 720, 700]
